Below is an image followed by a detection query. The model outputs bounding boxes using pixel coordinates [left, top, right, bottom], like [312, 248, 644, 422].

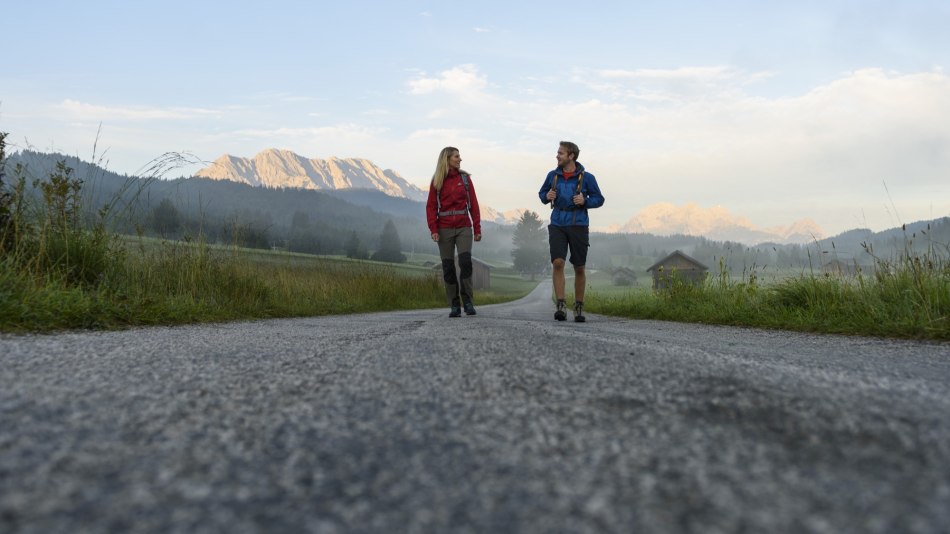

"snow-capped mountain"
[195, 148, 427, 201]
[481, 206, 528, 226]
[612, 202, 824, 245]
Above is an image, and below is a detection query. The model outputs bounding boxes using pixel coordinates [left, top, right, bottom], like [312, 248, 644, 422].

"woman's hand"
[431, 232, 440, 242]
[474, 233, 482, 242]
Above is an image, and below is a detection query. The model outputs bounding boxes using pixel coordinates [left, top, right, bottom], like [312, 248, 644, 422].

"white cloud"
[225, 124, 387, 141]
[28, 65, 950, 236]
[408, 64, 489, 98]
[397, 65, 950, 233]
[58, 99, 218, 120]
[575, 66, 773, 103]
[473, 27, 491, 33]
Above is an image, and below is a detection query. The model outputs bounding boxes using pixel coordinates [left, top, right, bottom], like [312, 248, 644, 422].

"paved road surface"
[2, 282, 949, 533]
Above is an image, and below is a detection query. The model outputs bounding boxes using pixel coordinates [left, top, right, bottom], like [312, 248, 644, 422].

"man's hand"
[431, 232, 440, 242]
[474, 233, 482, 242]
[546, 189, 557, 202]
[573, 194, 586, 206]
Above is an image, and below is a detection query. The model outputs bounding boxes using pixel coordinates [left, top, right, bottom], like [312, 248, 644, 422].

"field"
[1, 230, 537, 332]
[583, 255, 950, 340]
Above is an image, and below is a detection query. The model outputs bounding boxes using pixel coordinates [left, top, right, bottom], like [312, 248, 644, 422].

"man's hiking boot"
[463, 302, 477, 316]
[554, 300, 567, 321]
[573, 301, 586, 323]
[449, 306, 462, 318]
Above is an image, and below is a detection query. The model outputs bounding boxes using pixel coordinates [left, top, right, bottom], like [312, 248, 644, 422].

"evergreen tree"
[287, 210, 322, 254]
[346, 230, 367, 260]
[511, 210, 547, 279]
[0, 132, 11, 240]
[371, 220, 406, 263]
[151, 198, 181, 237]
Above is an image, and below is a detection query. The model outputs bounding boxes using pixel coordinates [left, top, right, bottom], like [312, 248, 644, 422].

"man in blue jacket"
[538, 141, 605, 322]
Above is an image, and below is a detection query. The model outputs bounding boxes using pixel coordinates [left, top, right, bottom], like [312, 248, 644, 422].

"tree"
[152, 198, 181, 237]
[0, 132, 11, 240]
[345, 230, 367, 260]
[511, 210, 547, 279]
[287, 210, 322, 254]
[371, 220, 406, 263]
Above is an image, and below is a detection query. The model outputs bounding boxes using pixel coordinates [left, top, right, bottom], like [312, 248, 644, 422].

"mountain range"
[195, 148, 428, 202]
[195, 148, 528, 225]
[610, 202, 824, 245]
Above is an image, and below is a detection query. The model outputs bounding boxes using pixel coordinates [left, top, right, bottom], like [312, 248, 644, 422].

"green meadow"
[0, 234, 538, 333]
[582, 251, 950, 340]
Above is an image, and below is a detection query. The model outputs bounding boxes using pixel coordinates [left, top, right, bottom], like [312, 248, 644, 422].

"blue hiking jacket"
[537, 162, 605, 227]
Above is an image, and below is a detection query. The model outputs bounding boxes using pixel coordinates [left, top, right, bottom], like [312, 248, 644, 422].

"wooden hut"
[646, 250, 709, 289]
[610, 267, 639, 286]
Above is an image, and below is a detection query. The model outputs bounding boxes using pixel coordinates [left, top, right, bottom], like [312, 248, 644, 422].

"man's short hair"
[559, 141, 580, 161]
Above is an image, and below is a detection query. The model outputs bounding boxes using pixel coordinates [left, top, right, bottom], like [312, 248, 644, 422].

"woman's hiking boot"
[463, 301, 477, 315]
[554, 299, 567, 321]
[573, 301, 586, 323]
[449, 305, 462, 318]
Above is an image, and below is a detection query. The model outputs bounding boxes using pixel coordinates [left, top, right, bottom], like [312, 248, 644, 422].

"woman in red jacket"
[426, 146, 482, 318]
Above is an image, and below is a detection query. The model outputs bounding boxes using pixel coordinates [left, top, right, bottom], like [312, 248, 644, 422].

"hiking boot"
[449, 306, 462, 318]
[554, 300, 567, 321]
[573, 301, 586, 323]
[463, 302, 477, 315]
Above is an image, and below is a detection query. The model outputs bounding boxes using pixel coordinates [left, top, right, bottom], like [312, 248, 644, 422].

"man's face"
[556, 146, 573, 167]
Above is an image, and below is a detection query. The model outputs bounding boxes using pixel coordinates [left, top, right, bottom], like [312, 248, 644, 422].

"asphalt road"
[2, 282, 949, 533]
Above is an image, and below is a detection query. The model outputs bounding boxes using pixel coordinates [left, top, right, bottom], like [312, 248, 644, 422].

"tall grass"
[588, 237, 950, 340]
[0, 134, 448, 332]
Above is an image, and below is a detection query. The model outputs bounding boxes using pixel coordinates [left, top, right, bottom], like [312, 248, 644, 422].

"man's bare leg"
[552, 258, 568, 320]
[574, 265, 586, 302]
[573, 265, 587, 322]
[552, 258, 566, 300]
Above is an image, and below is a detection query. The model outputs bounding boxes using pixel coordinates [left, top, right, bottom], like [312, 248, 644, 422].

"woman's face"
[448, 150, 461, 169]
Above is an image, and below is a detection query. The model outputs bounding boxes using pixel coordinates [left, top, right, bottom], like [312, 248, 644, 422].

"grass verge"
[585, 250, 950, 340]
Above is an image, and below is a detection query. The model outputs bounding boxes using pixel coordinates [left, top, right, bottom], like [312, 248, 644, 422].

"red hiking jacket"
[426, 169, 481, 235]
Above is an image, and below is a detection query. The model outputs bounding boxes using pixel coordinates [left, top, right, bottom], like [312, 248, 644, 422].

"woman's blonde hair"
[431, 146, 466, 190]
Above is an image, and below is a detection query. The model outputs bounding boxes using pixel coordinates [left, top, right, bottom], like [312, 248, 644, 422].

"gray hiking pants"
[437, 227, 474, 307]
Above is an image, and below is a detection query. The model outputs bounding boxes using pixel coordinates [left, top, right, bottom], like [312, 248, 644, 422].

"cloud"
[38, 65, 949, 236]
[408, 64, 489, 98]
[576, 66, 774, 102]
[473, 27, 491, 33]
[397, 65, 950, 232]
[226, 124, 387, 141]
[58, 99, 218, 120]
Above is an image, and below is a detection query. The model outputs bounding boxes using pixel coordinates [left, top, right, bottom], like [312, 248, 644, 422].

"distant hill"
[613, 202, 824, 245]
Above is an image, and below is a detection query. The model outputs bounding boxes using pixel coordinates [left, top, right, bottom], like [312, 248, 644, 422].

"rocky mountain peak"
[195, 149, 427, 201]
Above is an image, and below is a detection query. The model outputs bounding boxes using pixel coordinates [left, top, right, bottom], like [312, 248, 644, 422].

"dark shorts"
[548, 225, 589, 266]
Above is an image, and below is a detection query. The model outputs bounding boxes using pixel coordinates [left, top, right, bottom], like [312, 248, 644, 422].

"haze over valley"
[193, 148, 827, 245]
[7, 148, 948, 278]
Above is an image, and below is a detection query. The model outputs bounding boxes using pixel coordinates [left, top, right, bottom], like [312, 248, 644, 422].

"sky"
[2, 0, 949, 236]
